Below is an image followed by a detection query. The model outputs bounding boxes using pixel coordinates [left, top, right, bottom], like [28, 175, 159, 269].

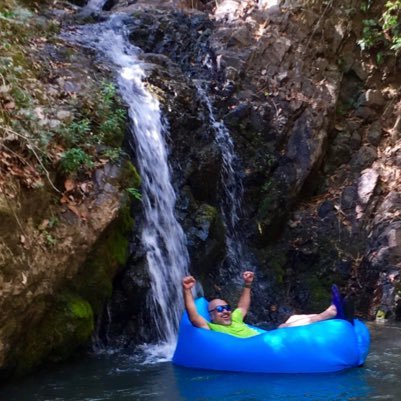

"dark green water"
[1, 322, 400, 401]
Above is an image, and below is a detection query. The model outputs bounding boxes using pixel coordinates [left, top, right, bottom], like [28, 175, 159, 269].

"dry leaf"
[64, 179, 75, 192]
[60, 194, 70, 204]
[79, 182, 91, 193]
[80, 209, 88, 221]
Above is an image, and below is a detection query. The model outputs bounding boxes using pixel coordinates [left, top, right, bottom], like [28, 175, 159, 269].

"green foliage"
[62, 118, 92, 145]
[101, 148, 122, 163]
[101, 80, 118, 104]
[358, 0, 401, 57]
[126, 187, 142, 200]
[96, 81, 127, 147]
[0, 0, 128, 191]
[56, 80, 127, 171]
[60, 148, 94, 174]
[121, 160, 142, 200]
[383, 0, 401, 52]
[45, 232, 57, 246]
[99, 108, 125, 132]
[360, 0, 373, 12]
[357, 19, 384, 50]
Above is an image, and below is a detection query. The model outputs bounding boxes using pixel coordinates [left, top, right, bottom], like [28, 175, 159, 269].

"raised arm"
[182, 276, 210, 330]
[237, 271, 254, 318]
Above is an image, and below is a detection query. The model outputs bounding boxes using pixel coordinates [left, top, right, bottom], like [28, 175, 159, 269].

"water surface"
[1, 322, 401, 401]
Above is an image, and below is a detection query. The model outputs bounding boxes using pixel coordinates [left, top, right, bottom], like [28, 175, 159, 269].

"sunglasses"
[208, 304, 231, 313]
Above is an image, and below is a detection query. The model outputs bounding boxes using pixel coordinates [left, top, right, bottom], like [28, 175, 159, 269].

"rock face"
[0, 162, 131, 377]
[102, 0, 401, 326]
[0, 6, 137, 377]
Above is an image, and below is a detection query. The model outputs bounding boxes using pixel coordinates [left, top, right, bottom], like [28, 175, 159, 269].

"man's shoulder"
[232, 308, 244, 322]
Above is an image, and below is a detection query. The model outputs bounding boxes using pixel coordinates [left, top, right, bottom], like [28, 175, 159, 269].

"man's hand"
[183, 276, 196, 290]
[182, 275, 210, 330]
[238, 271, 254, 317]
[242, 271, 254, 285]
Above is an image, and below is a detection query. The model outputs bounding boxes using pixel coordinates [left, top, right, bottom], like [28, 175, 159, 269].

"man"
[182, 271, 344, 338]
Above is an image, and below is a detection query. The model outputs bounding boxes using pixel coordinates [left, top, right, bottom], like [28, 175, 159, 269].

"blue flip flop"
[331, 284, 345, 319]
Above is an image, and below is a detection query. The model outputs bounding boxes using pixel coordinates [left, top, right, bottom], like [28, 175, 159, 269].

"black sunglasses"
[208, 304, 231, 313]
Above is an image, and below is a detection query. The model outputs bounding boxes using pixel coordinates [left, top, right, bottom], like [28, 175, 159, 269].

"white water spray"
[195, 83, 245, 272]
[84, 0, 108, 13]
[63, 16, 189, 355]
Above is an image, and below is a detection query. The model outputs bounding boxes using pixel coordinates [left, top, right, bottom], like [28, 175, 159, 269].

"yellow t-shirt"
[207, 309, 259, 338]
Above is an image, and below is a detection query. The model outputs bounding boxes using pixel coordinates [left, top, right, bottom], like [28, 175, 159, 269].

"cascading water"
[83, 0, 107, 12]
[195, 83, 247, 275]
[63, 15, 189, 354]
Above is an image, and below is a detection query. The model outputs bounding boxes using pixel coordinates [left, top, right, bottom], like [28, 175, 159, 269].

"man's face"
[208, 299, 232, 326]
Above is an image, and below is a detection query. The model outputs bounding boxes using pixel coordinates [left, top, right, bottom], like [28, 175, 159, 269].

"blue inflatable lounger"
[173, 297, 370, 373]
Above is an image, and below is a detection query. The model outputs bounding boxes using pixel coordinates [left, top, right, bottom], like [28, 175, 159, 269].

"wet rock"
[338, 71, 363, 106]
[351, 145, 377, 171]
[335, 259, 352, 277]
[364, 221, 401, 319]
[350, 131, 362, 150]
[351, 61, 369, 81]
[225, 66, 239, 81]
[286, 113, 325, 183]
[272, 37, 292, 62]
[367, 121, 382, 146]
[354, 106, 377, 122]
[358, 89, 385, 109]
[224, 102, 251, 126]
[340, 186, 357, 210]
[318, 200, 334, 218]
[326, 131, 352, 169]
[228, 26, 252, 47]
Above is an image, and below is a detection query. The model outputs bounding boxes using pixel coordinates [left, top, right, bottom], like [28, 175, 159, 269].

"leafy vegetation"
[55, 79, 127, 176]
[358, 0, 401, 60]
[0, 0, 128, 191]
[60, 148, 94, 174]
[126, 187, 142, 200]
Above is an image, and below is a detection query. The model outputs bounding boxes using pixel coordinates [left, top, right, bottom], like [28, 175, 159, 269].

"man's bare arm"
[237, 271, 254, 318]
[182, 276, 210, 329]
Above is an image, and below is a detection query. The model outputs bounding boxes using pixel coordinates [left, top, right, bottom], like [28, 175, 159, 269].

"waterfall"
[84, 0, 107, 12]
[63, 15, 189, 350]
[195, 83, 246, 274]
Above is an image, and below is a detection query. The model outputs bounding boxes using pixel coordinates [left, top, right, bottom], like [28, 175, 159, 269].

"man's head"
[208, 298, 232, 325]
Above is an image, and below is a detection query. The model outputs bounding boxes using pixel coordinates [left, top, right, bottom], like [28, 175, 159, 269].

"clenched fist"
[182, 276, 196, 290]
[242, 271, 254, 285]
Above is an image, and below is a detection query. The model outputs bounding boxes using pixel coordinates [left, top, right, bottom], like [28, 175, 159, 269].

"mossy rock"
[268, 252, 287, 285]
[7, 189, 133, 378]
[71, 201, 133, 315]
[194, 204, 218, 229]
[120, 159, 141, 190]
[303, 276, 331, 312]
[12, 292, 94, 376]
